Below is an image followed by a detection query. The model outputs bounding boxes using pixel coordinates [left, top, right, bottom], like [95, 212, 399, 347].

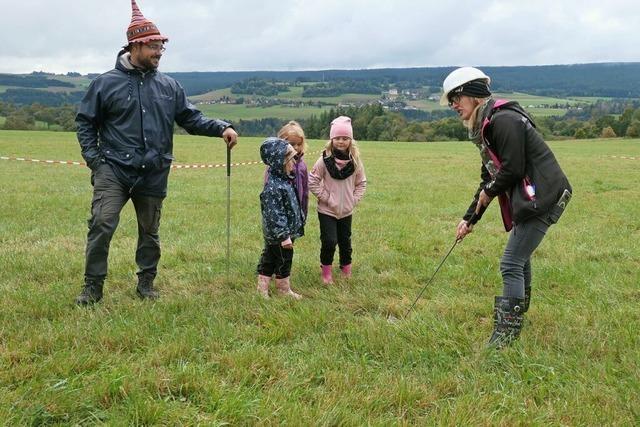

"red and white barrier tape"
[0, 155, 263, 169]
[0, 156, 86, 166]
[610, 155, 638, 160]
[1, 149, 324, 169]
[172, 161, 263, 169]
[2, 153, 635, 167]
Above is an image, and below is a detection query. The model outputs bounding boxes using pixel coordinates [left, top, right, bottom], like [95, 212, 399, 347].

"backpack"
[479, 99, 538, 231]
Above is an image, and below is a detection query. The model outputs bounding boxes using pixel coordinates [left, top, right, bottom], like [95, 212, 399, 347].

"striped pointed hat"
[126, 0, 168, 44]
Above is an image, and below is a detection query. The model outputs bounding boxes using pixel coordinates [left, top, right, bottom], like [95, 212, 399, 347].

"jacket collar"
[115, 49, 156, 76]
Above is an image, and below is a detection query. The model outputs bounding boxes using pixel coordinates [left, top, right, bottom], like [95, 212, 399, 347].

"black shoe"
[487, 296, 524, 348]
[136, 273, 159, 300]
[75, 279, 104, 306]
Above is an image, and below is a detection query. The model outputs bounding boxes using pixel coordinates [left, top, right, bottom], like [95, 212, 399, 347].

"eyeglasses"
[145, 43, 166, 52]
[447, 94, 462, 107]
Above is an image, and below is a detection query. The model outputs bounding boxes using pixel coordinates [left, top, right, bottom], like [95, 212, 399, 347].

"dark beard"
[139, 56, 160, 70]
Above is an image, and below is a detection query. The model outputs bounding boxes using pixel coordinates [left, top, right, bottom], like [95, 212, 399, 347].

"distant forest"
[5, 98, 640, 142]
[1, 63, 639, 106]
[0, 73, 74, 89]
[167, 63, 640, 98]
[2, 63, 640, 141]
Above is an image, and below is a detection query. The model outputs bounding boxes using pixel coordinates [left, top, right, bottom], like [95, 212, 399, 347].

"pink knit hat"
[329, 116, 353, 139]
[126, 0, 168, 44]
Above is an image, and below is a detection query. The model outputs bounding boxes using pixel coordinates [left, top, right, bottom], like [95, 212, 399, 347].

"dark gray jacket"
[76, 50, 231, 197]
[465, 100, 572, 225]
[260, 138, 304, 244]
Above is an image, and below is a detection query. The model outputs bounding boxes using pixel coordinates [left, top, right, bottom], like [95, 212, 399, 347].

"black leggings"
[318, 212, 352, 267]
[257, 243, 294, 279]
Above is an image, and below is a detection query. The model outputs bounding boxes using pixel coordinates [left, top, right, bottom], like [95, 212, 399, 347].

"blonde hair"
[283, 145, 297, 173]
[277, 121, 307, 155]
[324, 138, 363, 171]
[464, 97, 490, 131]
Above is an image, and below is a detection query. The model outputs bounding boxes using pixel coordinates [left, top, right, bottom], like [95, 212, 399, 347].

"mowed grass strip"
[0, 130, 638, 424]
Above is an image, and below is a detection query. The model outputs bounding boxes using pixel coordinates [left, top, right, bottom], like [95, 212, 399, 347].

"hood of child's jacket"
[260, 137, 289, 174]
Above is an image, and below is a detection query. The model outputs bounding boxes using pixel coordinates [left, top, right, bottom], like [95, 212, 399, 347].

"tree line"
[0, 101, 77, 131]
[169, 63, 640, 98]
[302, 80, 384, 97]
[230, 78, 289, 97]
[0, 73, 75, 89]
[298, 102, 640, 141]
[6, 62, 639, 106]
[3, 99, 640, 141]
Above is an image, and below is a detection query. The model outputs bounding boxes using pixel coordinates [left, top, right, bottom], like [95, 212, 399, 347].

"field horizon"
[0, 130, 638, 424]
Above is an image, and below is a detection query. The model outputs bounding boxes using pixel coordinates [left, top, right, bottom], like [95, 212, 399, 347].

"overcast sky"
[1, 0, 638, 74]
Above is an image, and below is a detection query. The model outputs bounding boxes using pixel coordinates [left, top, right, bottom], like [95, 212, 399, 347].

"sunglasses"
[447, 94, 463, 107]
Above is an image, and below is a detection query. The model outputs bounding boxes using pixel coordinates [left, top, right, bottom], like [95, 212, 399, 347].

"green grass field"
[197, 103, 332, 122]
[49, 75, 92, 89]
[408, 92, 588, 116]
[190, 86, 381, 105]
[195, 91, 579, 122]
[0, 130, 638, 424]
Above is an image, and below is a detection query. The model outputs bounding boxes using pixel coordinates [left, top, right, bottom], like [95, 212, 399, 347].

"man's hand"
[222, 127, 238, 149]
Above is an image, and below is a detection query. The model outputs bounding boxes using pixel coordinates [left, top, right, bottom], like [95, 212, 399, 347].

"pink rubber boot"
[256, 274, 271, 298]
[340, 264, 352, 278]
[275, 277, 302, 300]
[321, 264, 333, 285]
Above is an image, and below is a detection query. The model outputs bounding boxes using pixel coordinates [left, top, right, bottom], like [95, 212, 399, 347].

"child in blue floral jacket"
[256, 137, 305, 299]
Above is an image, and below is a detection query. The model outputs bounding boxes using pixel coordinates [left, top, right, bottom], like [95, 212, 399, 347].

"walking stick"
[400, 238, 461, 319]
[226, 144, 231, 282]
[389, 211, 479, 323]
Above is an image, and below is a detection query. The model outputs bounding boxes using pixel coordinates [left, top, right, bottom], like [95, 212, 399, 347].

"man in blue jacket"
[75, 0, 238, 305]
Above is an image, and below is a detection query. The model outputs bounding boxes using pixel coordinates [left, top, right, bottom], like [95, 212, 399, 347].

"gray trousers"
[500, 216, 550, 298]
[84, 163, 164, 281]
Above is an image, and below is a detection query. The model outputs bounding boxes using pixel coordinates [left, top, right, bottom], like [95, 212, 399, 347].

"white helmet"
[440, 67, 491, 106]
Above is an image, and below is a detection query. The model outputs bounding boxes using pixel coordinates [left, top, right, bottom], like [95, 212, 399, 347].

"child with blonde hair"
[256, 123, 308, 299]
[267, 121, 309, 220]
[309, 116, 367, 284]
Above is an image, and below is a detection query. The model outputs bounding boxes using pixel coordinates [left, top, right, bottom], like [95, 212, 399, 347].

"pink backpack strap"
[493, 99, 509, 108]
[481, 99, 514, 231]
[480, 99, 510, 147]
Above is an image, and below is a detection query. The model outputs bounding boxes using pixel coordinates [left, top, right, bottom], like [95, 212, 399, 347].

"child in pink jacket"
[309, 116, 367, 284]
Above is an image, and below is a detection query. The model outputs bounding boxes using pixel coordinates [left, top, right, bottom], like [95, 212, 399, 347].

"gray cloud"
[0, 0, 638, 74]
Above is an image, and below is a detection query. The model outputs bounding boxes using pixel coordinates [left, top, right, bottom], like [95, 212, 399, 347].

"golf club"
[389, 211, 479, 323]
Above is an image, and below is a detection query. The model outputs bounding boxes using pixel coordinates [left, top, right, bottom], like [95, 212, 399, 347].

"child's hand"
[281, 237, 293, 249]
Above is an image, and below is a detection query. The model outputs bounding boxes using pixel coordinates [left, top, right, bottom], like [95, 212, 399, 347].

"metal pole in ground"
[226, 145, 231, 282]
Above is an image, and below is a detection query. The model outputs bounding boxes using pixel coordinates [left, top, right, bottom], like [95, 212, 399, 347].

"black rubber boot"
[136, 273, 159, 300]
[75, 279, 104, 306]
[487, 296, 525, 348]
[522, 286, 531, 313]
